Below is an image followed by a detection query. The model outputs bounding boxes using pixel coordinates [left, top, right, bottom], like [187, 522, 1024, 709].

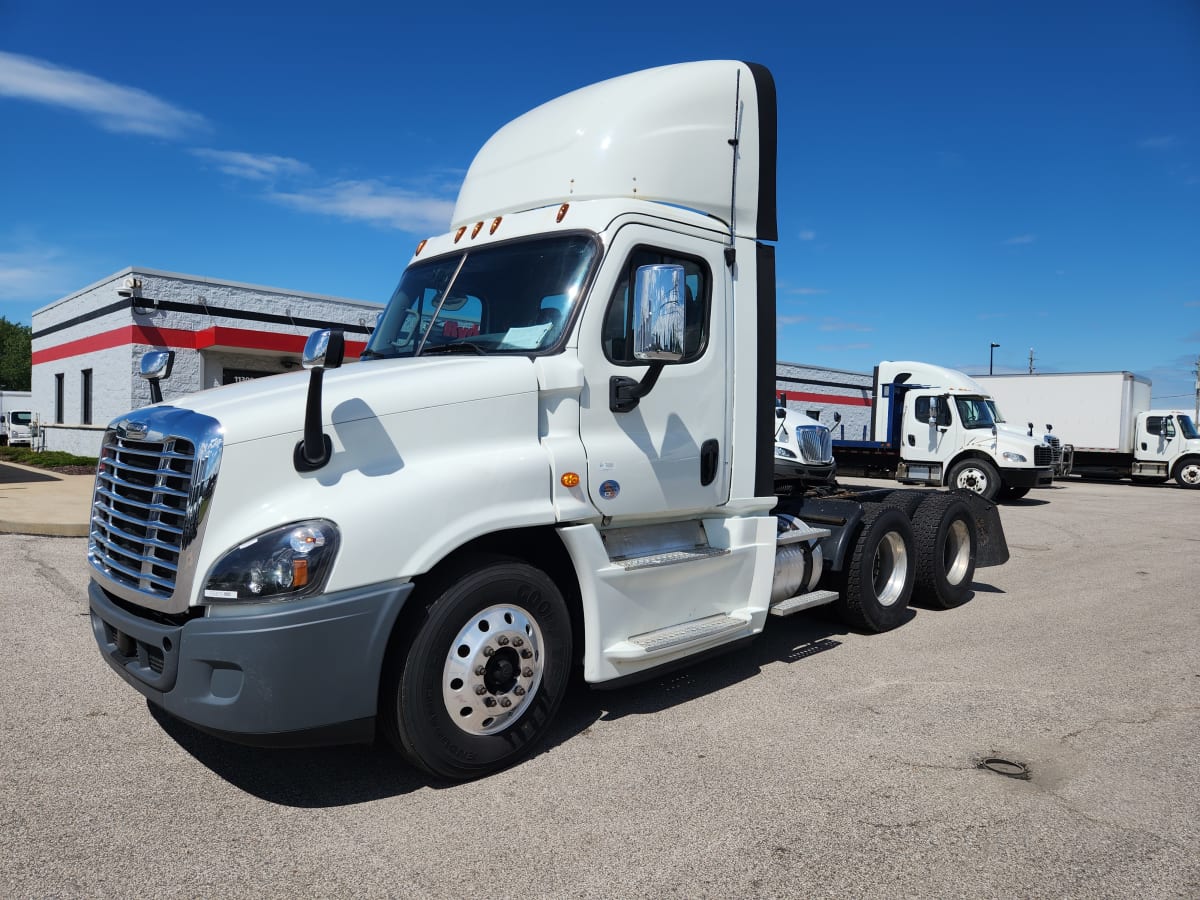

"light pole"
[989, 342, 1000, 375]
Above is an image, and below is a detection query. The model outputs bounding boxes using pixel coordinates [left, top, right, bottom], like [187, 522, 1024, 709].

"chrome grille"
[1046, 435, 1063, 466]
[1034, 444, 1052, 466]
[88, 410, 223, 611]
[796, 425, 834, 464]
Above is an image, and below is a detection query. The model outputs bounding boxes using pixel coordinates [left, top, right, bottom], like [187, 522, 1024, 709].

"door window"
[602, 247, 710, 364]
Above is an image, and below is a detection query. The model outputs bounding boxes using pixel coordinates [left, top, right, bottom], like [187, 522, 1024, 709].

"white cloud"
[268, 181, 456, 234]
[0, 51, 208, 139]
[819, 317, 873, 332]
[816, 342, 871, 351]
[1004, 234, 1036, 245]
[1138, 135, 1179, 150]
[0, 245, 71, 302]
[777, 315, 809, 326]
[798, 230, 816, 241]
[191, 149, 311, 181]
[787, 287, 828, 296]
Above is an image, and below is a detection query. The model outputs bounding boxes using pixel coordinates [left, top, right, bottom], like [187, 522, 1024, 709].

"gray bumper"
[89, 578, 412, 746]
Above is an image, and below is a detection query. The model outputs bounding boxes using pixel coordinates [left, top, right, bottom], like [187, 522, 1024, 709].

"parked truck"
[87, 61, 1010, 780]
[0, 391, 34, 447]
[786, 360, 1053, 501]
[772, 404, 837, 491]
[977, 371, 1200, 488]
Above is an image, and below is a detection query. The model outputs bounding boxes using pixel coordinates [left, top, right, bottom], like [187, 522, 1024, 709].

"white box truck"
[86, 61, 1011, 780]
[977, 372, 1200, 488]
[0, 391, 34, 447]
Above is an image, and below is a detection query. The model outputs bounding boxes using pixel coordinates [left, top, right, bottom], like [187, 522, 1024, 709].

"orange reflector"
[454, 226, 467, 243]
[292, 557, 309, 588]
[561, 472, 580, 488]
[490, 217, 502, 234]
[556, 203, 569, 223]
[471, 221, 483, 238]
[414, 239, 428, 256]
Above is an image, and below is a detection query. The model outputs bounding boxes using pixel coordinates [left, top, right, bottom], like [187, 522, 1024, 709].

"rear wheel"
[381, 555, 572, 780]
[947, 458, 1001, 501]
[835, 506, 915, 632]
[1173, 458, 1200, 489]
[911, 494, 978, 609]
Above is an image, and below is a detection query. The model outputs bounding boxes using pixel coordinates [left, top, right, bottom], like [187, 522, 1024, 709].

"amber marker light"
[414, 239, 428, 256]
[561, 472, 581, 488]
[471, 221, 484, 238]
[556, 203, 570, 223]
[454, 226, 467, 243]
[292, 557, 310, 588]
[490, 217, 502, 234]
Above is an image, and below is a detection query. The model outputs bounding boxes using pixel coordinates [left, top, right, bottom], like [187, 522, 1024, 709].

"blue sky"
[2, 1, 1197, 404]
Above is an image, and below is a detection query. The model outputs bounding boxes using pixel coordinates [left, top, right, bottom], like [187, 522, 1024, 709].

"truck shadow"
[148, 603, 980, 806]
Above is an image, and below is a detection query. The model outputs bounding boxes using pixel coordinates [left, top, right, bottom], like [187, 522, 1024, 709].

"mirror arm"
[294, 330, 344, 472]
[609, 363, 665, 413]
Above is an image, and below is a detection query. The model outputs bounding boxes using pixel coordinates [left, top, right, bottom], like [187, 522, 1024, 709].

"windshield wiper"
[421, 341, 486, 356]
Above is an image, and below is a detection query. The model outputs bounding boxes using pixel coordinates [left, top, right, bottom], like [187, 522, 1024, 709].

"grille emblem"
[120, 420, 149, 439]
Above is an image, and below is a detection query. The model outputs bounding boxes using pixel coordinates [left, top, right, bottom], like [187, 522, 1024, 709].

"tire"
[997, 485, 1030, 501]
[911, 493, 978, 609]
[878, 489, 928, 518]
[1173, 457, 1200, 489]
[381, 555, 572, 780]
[835, 505, 915, 632]
[947, 458, 1001, 501]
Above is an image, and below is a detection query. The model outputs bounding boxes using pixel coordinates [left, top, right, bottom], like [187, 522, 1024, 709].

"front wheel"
[835, 505, 915, 632]
[947, 458, 1001, 501]
[1173, 458, 1200, 489]
[382, 556, 572, 780]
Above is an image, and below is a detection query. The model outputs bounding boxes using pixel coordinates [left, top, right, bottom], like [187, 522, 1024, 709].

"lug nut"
[499, 697, 512, 708]
[520, 649, 532, 659]
[483, 646, 495, 657]
[512, 638, 524, 647]
[483, 697, 497, 707]
[522, 667, 534, 678]
[475, 665, 486, 676]
[513, 686, 525, 696]
[475, 685, 487, 695]
[497, 636, 509, 646]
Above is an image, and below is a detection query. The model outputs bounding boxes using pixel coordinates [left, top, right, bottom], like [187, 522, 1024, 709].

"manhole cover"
[978, 757, 1030, 779]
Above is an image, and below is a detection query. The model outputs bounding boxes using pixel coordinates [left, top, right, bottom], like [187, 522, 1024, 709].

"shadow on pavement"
[0, 462, 59, 484]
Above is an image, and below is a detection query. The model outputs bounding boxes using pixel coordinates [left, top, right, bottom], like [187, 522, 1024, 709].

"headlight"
[1001, 451, 1027, 463]
[203, 520, 340, 603]
[776, 446, 798, 459]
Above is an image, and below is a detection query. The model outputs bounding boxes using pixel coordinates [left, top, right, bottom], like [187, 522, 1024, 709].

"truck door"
[901, 392, 959, 464]
[576, 226, 729, 517]
[1140, 414, 1178, 466]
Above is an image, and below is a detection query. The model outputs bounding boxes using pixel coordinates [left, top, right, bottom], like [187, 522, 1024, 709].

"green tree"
[0, 317, 32, 391]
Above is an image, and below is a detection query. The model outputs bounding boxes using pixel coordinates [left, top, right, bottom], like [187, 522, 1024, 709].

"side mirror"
[833, 412, 842, 424]
[302, 329, 345, 370]
[927, 397, 939, 425]
[1027, 422, 1034, 437]
[295, 330, 345, 472]
[632, 264, 685, 362]
[139, 350, 174, 404]
[775, 407, 787, 420]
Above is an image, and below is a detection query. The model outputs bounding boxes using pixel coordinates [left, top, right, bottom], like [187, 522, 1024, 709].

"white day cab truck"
[808, 361, 1054, 502]
[0, 390, 35, 447]
[87, 61, 1010, 780]
[977, 371, 1200, 488]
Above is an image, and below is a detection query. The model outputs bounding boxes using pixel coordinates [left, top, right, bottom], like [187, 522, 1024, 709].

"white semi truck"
[793, 361, 1054, 502]
[87, 61, 1010, 780]
[977, 371, 1200, 488]
[0, 391, 34, 447]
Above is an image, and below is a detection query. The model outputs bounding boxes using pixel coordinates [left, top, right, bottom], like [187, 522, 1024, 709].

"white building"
[32, 267, 382, 456]
[775, 361, 874, 441]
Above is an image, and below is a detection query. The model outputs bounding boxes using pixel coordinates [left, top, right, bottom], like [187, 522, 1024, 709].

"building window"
[55, 373, 64, 424]
[81, 369, 93, 425]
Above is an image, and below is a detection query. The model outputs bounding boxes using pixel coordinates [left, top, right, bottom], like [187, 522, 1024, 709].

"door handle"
[907, 435, 915, 446]
[700, 439, 719, 486]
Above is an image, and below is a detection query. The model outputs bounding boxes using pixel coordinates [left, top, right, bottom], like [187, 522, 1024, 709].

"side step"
[604, 611, 752, 661]
[613, 546, 729, 571]
[769, 589, 839, 617]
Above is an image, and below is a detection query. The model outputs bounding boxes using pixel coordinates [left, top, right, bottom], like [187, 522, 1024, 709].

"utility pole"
[1194, 355, 1199, 422]
[1028, 348, 1035, 374]
[990, 342, 1000, 375]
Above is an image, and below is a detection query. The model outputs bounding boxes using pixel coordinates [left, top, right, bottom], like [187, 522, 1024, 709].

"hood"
[144, 356, 541, 445]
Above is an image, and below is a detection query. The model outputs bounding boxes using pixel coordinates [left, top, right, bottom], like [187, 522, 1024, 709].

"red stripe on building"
[33, 325, 367, 364]
[777, 389, 872, 407]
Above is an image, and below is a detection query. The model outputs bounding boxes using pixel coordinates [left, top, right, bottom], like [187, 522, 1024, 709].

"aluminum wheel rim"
[442, 604, 544, 736]
[943, 518, 971, 585]
[1180, 464, 1200, 486]
[954, 466, 989, 494]
[872, 531, 909, 607]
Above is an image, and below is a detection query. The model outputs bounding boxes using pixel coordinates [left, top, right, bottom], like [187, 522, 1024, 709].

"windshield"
[364, 234, 597, 359]
[1178, 415, 1200, 440]
[985, 399, 1006, 424]
[954, 396, 996, 430]
[11, 411, 32, 426]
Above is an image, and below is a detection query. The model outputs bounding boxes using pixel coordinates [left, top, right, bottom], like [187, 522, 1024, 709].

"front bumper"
[1002, 466, 1054, 489]
[89, 578, 412, 747]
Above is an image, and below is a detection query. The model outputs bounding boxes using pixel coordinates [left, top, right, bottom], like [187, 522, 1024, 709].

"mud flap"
[952, 489, 1009, 567]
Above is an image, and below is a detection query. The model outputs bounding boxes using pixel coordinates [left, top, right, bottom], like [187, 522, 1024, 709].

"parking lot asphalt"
[1, 478, 1198, 898]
